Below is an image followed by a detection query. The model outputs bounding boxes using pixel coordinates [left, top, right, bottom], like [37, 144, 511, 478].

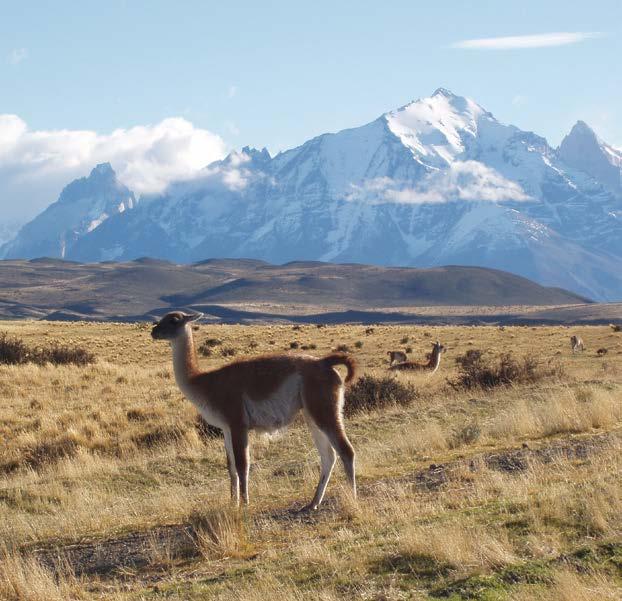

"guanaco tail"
[389, 341, 445, 373]
[151, 311, 357, 510]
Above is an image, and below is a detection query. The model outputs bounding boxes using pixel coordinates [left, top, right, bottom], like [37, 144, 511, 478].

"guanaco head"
[432, 340, 446, 355]
[151, 311, 203, 340]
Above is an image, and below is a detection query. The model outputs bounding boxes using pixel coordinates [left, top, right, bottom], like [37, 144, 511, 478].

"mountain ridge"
[2, 89, 621, 300]
[0, 257, 591, 323]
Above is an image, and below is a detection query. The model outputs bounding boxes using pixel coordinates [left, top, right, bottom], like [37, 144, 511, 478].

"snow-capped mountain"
[558, 120, 622, 198]
[2, 163, 136, 259]
[3, 90, 622, 300]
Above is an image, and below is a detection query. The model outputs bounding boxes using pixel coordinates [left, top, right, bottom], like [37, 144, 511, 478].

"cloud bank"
[345, 161, 531, 205]
[452, 32, 603, 50]
[0, 115, 227, 227]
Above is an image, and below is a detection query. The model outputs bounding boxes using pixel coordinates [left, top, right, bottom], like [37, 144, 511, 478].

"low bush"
[0, 333, 95, 366]
[451, 349, 562, 390]
[198, 338, 223, 357]
[345, 374, 416, 416]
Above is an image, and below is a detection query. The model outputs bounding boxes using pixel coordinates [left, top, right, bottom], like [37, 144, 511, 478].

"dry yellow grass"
[0, 320, 621, 599]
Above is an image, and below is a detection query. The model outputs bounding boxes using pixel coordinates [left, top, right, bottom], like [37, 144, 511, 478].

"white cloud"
[452, 32, 604, 50]
[228, 85, 238, 98]
[345, 161, 531, 205]
[0, 114, 227, 225]
[7, 48, 28, 65]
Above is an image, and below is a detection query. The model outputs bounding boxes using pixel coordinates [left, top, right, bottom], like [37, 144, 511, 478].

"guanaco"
[389, 341, 445, 373]
[570, 335, 585, 353]
[151, 311, 357, 510]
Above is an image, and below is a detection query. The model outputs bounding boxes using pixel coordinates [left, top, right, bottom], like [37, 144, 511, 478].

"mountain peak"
[90, 162, 116, 177]
[568, 120, 598, 140]
[432, 87, 457, 98]
[241, 146, 271, 162]
[559, 121, 621, 197]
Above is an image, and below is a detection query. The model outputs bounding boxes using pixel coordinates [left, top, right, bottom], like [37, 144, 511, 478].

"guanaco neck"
[427, 348, 442, 372]
[170, 325, 201, 388]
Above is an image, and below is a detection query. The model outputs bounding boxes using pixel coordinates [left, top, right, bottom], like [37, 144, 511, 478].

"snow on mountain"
[4, 90, 622, 300]
[2, 163, 136, 259]
[558, 120, 622, 197]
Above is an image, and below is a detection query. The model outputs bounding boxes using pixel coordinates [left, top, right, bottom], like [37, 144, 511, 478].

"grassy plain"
[0, 320, 621, 599]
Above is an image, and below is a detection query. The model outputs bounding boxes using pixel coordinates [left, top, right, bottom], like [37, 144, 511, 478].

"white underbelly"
[180, 383, 228, 429]
[243, 374, 303, 433]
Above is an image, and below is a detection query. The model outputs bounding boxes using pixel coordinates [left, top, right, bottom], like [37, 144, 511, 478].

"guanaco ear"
[184, 312, 203, 323]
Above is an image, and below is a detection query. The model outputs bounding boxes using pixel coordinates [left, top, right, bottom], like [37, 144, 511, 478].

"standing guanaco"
[151, 311, 357, 510]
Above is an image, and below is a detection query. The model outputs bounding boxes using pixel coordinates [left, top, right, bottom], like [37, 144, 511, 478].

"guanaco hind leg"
[304, 414, 337, 510]
[303, 386, 356, 509]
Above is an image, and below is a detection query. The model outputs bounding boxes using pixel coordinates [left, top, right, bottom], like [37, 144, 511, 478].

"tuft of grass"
[190, 508, 254, 560]
[0, 550, 79, 601]
[344, 374, 416, 416]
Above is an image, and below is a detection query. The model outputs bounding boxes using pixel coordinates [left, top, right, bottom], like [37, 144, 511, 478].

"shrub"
[0, 334, 30, 364]
[345, 374, 416, 416]
[289, 341, 299, 349]
[199, 338, 223, 356]
[38, 344, 95, 366]
[220, 347, 237, 357]
[0, 333, 95, 366]
[451, 349, 561, 390]
[336, 344, 350, 352]
[400, 336, 409, 344]
[198, 344, 213, 357]
[354, 341, 363, 349]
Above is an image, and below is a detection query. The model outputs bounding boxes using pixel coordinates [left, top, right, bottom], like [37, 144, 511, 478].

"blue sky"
[0, 0, 620, 225]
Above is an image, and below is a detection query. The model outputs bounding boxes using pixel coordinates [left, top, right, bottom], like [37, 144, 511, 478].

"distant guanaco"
[570, 335, 585, 353]
[387, 350, 407, 366]
[151, 311, 357, 510]
[389, 341, 445, 373]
